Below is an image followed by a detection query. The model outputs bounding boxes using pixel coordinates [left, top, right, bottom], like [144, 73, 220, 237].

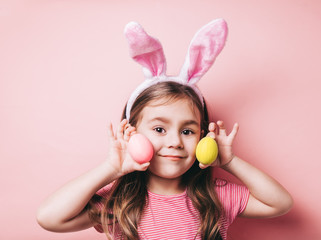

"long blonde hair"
[88, 81, 222, 239]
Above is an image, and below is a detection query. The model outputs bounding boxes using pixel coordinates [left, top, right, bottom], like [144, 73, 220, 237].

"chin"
[148, 168, 190, 180]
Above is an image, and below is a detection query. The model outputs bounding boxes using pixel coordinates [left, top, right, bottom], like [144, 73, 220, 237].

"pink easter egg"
[128, 134, 154, 163]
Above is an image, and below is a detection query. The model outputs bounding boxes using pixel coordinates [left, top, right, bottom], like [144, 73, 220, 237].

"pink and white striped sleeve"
[92, 184, 113, 233]
[215, 179, 250, 236]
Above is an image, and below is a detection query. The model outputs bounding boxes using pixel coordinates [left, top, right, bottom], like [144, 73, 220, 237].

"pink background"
[1, 0, 321, 239]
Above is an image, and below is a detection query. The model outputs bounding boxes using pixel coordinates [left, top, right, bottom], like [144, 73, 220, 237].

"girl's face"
[136, 98, 202, 180]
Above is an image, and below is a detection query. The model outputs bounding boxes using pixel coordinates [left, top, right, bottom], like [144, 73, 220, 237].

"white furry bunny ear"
[179, 19, 228, 85]
[124, 22, 167, 79]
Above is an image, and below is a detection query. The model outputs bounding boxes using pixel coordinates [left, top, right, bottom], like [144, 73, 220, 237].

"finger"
[124, 126, 136, 141]
[229, 123, 239, 139]
[217, 120, 227, 136]
[138, 162, 150, 171]
[130, 130, 137, 136]
[124, 123, 130, 131]
[116, 119, 127, 140]
[124, 126, 131, 141]
[131, 161, 150, 172]
[207, 122, 217, 138]
[199, 162, 209, 169]
[199, 157, 220, 169]
[107, 122, 115, 140]
[213, 122, 219, 135]
[208, 122, 215, 132]
[206, 131, 215, 139]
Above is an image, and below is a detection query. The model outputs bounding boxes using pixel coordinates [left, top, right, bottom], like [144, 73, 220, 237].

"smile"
[159, 155, 186, 161]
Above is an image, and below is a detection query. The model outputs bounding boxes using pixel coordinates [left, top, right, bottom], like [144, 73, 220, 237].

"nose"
[166, 132, 184, 149]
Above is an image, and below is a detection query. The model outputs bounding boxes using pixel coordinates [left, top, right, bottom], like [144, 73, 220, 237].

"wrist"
[221, 155, 237, 171]
[99, 161, 123, 183]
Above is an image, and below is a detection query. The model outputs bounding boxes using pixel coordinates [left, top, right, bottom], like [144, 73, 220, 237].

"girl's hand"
[106, 119, 150, 176]
[199, 121, 239, 169]
[199, 121, 293, 218]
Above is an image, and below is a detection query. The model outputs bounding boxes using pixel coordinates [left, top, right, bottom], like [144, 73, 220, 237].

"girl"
[37, 19, 293, 239]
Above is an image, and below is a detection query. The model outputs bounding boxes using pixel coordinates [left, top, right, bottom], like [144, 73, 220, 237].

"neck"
[147, 172, 186, 195]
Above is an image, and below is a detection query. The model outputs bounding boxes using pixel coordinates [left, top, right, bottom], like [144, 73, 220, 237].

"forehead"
[138, 98, 201, 125]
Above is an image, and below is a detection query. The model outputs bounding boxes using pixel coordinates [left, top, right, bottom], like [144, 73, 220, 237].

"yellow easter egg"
[196, 137, 218, 165]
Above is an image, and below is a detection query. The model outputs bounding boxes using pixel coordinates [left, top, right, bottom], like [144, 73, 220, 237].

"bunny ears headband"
[124, 18, 228, 120]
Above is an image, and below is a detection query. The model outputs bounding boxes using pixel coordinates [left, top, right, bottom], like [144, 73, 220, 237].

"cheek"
[188, 138, 200, 151]
[149, 138, 163, 152]
[138, 131, 161, 152]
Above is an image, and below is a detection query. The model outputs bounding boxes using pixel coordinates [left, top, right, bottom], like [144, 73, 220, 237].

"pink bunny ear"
[179, 19, 228, 84]
[124, 22, 166, 78]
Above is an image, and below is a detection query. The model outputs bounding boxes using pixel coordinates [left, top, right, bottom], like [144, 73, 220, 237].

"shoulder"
[91, 183, 114, 233]
[91, 182, 114, 211]
[214, 179, 250, 216]
[96, 182, 114, 198]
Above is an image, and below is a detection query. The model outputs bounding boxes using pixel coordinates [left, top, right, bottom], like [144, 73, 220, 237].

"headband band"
[124, 19, 228, 120]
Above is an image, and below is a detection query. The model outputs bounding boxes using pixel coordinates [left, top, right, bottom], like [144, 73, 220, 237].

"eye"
[181, 129, 194, 135]
[154, 127, 165, 134]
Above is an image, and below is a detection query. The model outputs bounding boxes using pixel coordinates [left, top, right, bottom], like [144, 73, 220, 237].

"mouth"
[159, 155, 186, 161]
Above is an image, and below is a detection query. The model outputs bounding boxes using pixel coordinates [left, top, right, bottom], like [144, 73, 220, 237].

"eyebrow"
[148, 117, 200, 126]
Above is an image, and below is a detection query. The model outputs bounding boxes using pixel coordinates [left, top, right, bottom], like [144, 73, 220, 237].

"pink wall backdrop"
[1, 0, 321, 239]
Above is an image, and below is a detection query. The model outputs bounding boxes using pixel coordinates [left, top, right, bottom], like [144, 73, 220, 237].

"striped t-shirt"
[94, 179, 249, 239]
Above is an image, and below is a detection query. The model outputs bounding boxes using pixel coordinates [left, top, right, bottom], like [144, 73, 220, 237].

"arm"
[36, 161, 119, 232]
[222, 156, 293, 218]
[37, 120, 149, 232]
[200, 121, 293, 218]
